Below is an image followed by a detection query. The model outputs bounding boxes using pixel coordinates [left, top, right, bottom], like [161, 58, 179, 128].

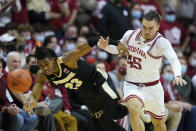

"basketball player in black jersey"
[23, 37, 128, 131]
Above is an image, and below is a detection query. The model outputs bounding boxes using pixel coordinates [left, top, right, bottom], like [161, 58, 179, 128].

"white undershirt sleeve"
[104, 45, 119, 54]
[103, 30, 134, 54]
[159, 38, 181, 77]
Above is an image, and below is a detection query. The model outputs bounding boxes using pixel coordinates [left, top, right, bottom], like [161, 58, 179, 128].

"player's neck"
[141, 32, 155, 41]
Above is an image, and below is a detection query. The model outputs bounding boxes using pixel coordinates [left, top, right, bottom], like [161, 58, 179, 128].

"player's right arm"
[23, 70, 47, 112]
[98, 30, 133, 56]
[98, 36, 129, 57]
[159, 38, 187, 86]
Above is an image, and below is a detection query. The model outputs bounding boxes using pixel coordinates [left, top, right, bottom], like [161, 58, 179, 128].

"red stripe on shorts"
[144, 110, 164, 119]
[124, 95, 144, 107]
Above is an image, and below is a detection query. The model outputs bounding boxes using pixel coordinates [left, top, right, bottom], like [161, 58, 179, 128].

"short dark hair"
[34, 47, 57, 61]
[26, 54, 35, 64]
[143, 11, 161, 24]
[0, 58, 6, 68]
[43, 35, 56, 47]
[4, 22, 18, 32]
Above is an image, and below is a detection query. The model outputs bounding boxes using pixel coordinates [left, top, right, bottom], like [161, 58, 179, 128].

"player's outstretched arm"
[23, 70, 46, 112]
[62, 36, 100, 68]
[160, 38, 187, 86]
[98, 36, 129, 57]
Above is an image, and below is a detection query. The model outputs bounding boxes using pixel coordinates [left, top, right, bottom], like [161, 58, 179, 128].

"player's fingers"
[182, 79, 187, 85]
[180, 80, 183, 86]
[106, 36, 109, 42]
[28, 111, 32, 117]
[100, 36, 105, 41]
[177, 79, 180, 85]
[173, 80, 177, 85]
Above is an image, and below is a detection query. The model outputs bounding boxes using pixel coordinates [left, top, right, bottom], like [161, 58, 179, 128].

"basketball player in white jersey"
[98, 11, 187, 131]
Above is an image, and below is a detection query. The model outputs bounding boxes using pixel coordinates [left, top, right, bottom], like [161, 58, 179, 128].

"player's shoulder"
[122, 29, 138, 40]
[157, 35, 172, 47]
[124, 29, 138, 35]
[57, 56, 64, 64]
[158, 36, 170, 43]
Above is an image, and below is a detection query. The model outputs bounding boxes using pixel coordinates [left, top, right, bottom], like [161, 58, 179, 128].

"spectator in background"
[191, 74, 196, 103]
[60, 25, 78, 54]
[79, 25, 91, 37]
[0, 58, 23, 131]
[5, 51, 21, 73]
[12, 0, 29, 24]
[43, 35, 61, 56]
[98, 0, 132, 40]
[159, 6, 190, 49]
[0, 32, 16, 59]
[4, 23, 27, 66]
[0, 0, 21, 35]
[176, 55, 196, 105]
[161, 64, 192, 110]
[39, 83, 77, 131]
[62, 0, 78, 30]
[64, 24, 78, 40]
[175, 0, 196, 29]
[4, 22, 18, 37]
[187, 51, 196, 78]
[18, 24, 34, 42]
[131, 4, 142, 29]
[134, 0, 162, 15]
[76, 0, 97, 28]
[41, 0, 70, 30]
[25, 23, 45, 54]
[0, 56, 39, 131]
[27, 0, 69, 26]
[109, 56, 130, 131]
[161, 64, 196, 131]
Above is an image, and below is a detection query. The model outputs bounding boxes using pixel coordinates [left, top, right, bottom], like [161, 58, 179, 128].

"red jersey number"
[127, 55, 142, 70]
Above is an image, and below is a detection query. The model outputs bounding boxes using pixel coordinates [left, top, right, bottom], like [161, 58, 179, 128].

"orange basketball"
[7, 69, 32, 93]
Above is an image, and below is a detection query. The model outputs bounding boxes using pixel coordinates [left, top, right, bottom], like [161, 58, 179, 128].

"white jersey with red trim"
[120, 29, 181, 83]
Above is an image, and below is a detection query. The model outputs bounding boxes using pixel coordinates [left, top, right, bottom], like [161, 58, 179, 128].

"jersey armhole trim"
[127, 30, 137, 45]
[147, 35, 163, 59]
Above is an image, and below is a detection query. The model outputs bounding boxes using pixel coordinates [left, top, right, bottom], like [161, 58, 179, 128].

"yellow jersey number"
[64, 78, 82, 89]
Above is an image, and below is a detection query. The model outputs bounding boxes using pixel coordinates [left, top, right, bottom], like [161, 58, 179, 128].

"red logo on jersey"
[128, 45, 146, 59]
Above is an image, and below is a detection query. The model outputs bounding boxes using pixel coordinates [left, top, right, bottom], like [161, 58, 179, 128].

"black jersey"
[45, 57, 120, 112]
[45, 57, 112, 95]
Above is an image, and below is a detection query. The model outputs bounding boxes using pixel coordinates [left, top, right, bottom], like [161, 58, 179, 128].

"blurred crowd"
[0, 0, 196, 131]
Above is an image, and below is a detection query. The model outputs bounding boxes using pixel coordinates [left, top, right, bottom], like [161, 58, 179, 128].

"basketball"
[7, 69, 32, 93]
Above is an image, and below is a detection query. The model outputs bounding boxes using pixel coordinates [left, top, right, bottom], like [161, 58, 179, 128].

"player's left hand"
[173, 76, 187, 86]
[64, 109, 71, 115]
[23, 95, 37, 112]
[97, 36, 109, 49]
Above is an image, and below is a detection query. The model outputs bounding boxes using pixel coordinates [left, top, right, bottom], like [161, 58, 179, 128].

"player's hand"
[97, 36, 109, 49]
[182, 102, 192, 111]
[169, 103, 183, 112]
[23, 95, 37, 112]
[7, 104, 19, 115]
[117, 43, 129, 57]
[64, 109, 71, 115]
[173, 76, 187, 86]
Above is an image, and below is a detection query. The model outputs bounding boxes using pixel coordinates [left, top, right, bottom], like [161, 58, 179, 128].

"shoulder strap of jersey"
[126, 29, 138, 45]
[147, 33, 163, 59]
